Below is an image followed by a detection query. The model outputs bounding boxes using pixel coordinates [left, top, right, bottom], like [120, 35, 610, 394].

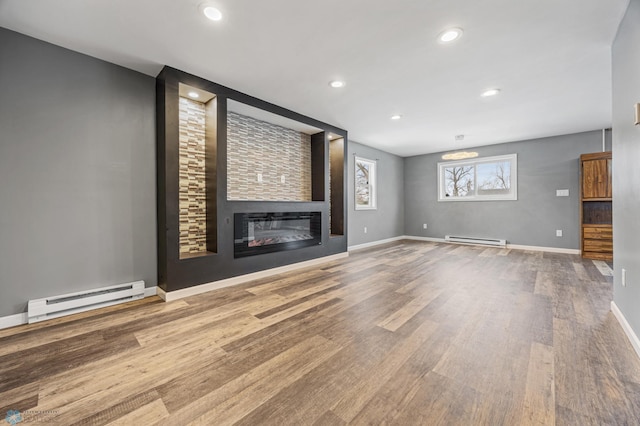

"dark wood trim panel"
[155, 74, 169, 291]
[310, 133, 326, 202]
[205, 98, 218, 254]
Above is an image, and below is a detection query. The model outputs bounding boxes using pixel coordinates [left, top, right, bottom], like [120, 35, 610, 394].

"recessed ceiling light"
[188, 91, 199, 99]
[329, 80, 345, 88]
[438, 28, 463, 43]
[202, 6, 222, 21]
[481, 88, 501, 97]
[390, 115, 402, 120]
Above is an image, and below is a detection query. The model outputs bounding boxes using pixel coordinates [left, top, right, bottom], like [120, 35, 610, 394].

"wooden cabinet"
[582, 153, 612, 199]
[580, 152, 612, 261]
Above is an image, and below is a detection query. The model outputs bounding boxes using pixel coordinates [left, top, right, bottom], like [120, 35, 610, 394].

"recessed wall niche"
[177, 83, 217, 259]
[329, 135, 345, 236]
[226, 100, 321, 202]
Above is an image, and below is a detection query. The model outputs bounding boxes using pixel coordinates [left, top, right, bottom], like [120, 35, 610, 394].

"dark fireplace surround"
[234, 212, 322, 258]
[156, 66, 348, 294]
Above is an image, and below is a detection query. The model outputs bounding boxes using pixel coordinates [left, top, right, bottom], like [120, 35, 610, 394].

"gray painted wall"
[404, 131, 608, 248]
[0, 28, 157, 317]
[612, 0, 640, 339]
[348, 141, 404, 246]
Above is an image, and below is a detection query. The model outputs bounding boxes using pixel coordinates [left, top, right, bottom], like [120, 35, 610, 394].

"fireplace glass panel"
[234, 212, 321, 258]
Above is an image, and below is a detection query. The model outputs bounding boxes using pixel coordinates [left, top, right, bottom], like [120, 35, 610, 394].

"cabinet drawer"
[583, 251, 613, 261]
[583, 226, 613, 240]
[583, 239, 613, 252]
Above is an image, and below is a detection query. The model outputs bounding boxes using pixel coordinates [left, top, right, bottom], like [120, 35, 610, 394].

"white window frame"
[354, 156, 377, 210]
[438, 154, 518, 202]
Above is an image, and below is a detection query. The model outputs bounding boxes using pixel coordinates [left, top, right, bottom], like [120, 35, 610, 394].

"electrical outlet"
[556, 230, 563, 237]
[257, 173, 263, 183]
[556, 189, 569, 197]
[364, 226, 368, 234]
[280, 175, 286, 184]
[423, 223, 428, 229]
[622, 268, 627, 287]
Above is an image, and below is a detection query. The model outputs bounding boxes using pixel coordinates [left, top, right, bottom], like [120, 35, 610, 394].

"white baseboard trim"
[158, 252, 350, 302]
[0, 313, 28, 330]
[403, 236, 446, 243]
[144, 286, 158, 298]
[506, 244, 580, 254]
[403, 235, 579, 254]
[348, 236, 405, 251]
[0, 286, 159, 331]
[611, 301, 640, 360]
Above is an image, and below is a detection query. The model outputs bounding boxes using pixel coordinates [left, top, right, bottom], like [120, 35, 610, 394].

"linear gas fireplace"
[234, 212, 322, 258]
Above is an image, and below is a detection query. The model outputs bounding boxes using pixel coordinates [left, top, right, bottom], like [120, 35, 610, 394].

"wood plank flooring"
[1, 241, 639, 425]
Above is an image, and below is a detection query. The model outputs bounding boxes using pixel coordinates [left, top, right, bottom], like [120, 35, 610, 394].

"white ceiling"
[0, 0, 630, 156]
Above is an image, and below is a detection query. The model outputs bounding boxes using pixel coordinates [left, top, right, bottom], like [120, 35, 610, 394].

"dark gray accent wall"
[404, 131, 607, 248]
[612, 0, 640, 339]
[348, 141, 405, 246]
[0, 28, 157, 317]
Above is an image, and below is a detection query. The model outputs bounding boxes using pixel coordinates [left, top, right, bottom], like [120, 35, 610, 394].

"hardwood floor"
[1, 241, 639, 425]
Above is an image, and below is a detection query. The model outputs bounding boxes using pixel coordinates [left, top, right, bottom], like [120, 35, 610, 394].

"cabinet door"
[582, 159, 610, 199]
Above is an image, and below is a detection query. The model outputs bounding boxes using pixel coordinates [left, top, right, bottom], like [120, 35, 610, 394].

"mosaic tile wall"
[227, 111, 312, 201]
[178, 97, 207, 255]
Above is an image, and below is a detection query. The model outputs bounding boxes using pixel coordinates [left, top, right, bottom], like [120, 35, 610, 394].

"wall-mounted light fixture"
[635, 103, 639, 125]
[441, 151, 479, 160]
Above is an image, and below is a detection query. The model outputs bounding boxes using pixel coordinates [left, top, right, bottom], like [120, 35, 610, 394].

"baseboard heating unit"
[444, 235, 506, 248]
[27, 281, 145, 323]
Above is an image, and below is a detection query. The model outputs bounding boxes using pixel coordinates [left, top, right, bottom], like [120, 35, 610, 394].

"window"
[438, 154, 517, 201]
[355, 157, 377, 210]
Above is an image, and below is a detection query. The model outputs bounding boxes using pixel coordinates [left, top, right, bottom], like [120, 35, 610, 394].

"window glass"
[355, 157, 377, 209]
[438, 154, 517, 201]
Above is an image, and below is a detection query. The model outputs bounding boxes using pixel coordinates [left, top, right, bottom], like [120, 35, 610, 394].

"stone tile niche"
[178, 97, 207, 255]
[176, 83, 217, 260]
